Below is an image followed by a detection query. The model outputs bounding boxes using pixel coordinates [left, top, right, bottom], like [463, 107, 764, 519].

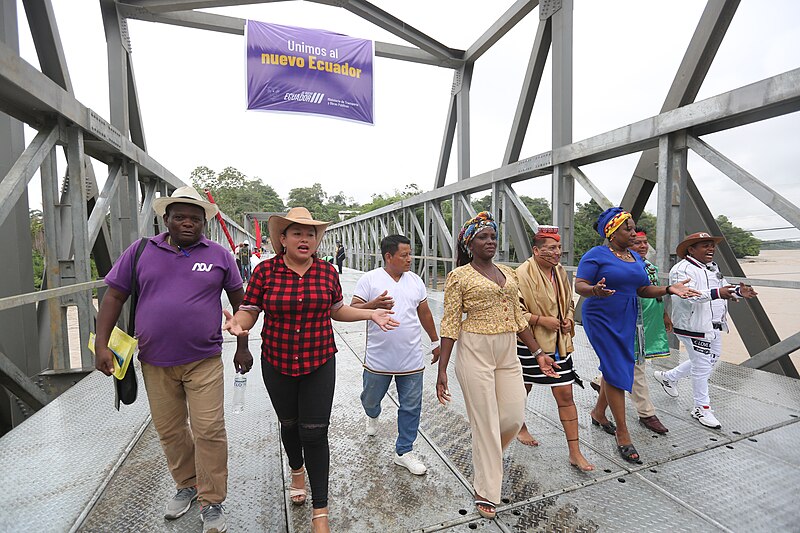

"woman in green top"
[632, 228, 673, 357]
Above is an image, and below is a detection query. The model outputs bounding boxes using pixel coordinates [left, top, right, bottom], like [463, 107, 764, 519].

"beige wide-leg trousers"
[455, 331, 526, 504]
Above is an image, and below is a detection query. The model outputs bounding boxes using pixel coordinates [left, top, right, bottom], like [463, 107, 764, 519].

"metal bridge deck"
[1, 268, 799, 532]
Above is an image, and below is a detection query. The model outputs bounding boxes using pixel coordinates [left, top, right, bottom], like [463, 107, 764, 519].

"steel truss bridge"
[0, 0, 798, 491]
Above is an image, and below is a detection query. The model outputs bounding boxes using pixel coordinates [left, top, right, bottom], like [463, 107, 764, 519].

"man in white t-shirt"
[351, 234, 441, 475]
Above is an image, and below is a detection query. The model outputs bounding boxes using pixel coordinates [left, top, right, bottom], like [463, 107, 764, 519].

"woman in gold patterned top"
[436, 212, 558, 519]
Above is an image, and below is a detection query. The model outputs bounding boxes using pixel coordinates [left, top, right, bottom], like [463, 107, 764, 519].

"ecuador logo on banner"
[246, 20, 374, 125]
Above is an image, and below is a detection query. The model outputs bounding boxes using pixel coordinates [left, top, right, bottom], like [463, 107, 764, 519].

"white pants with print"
[665, 332, 721, 408]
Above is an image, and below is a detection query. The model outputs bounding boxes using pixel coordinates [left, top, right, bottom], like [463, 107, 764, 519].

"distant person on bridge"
[350, 234, 441, 476]
[236, 242, 251, 282]
[436, 211, 555, 520]
[575, 207, 698, 465]
[590, 226, 672, 435]
[654, 232, 757, 429]
[95, 186, 253, 533]
[222, 206, 398, 533]
[335, 241, 346, 273]
[515, 225, 594, 471]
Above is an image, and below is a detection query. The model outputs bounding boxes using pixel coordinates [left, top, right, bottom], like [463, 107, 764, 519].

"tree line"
[189, 165, 761, 262]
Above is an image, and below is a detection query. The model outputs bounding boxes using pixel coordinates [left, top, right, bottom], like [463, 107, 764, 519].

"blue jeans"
[361, 370, 423, 455]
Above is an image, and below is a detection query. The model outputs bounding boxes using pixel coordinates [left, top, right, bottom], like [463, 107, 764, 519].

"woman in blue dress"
[575, 207, 697, 463]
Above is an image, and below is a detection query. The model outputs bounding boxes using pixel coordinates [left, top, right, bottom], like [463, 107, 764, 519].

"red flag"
[253, 218, 262, 258]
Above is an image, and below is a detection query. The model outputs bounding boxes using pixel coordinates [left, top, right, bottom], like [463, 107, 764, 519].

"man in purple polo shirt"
[95, 186, 252, 533]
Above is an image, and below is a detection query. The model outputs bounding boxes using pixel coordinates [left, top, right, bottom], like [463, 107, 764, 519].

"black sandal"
[590, 415, 617, 435]
[617, 443, 642, 464]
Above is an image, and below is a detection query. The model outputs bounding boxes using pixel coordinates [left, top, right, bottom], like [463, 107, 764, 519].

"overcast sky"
[16, 0, 800, 241]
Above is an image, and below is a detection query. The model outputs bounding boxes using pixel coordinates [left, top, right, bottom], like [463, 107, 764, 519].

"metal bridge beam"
[0, 0, 40, 432]
[687, 135, 800, 231]
[503, 17, 551, 165]
[621, 0, 740, 218]
[118, 6, 465, 68]
[741, 331, 800, 376]
[0, 349, 50, 411]
[551, 0, 574, 265]
[465, 0, 539, 63]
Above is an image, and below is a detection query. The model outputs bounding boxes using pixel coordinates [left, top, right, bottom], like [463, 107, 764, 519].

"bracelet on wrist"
[532, 348, 544, 358]
[664, 285, 672, 296]
[430, 339, 441, 349]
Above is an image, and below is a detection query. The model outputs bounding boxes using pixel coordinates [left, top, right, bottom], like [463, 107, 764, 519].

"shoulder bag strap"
[128, 237, 149, 336]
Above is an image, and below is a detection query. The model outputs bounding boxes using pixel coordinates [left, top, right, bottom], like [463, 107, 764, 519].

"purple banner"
[246, 20, 374, 124]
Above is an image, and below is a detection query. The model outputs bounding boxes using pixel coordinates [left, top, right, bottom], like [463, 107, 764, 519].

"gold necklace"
[608, 245, 631, 260]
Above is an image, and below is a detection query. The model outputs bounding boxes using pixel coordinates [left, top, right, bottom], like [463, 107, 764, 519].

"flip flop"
[590, 415, 617, 435]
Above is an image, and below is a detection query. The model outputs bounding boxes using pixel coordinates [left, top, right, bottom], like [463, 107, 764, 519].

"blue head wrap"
[595, 207, 632, 239]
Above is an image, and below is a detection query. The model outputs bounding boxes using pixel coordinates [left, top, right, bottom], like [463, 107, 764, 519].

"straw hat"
[268, 207, 330, 254]
[152, 186, 218, 221]
[676, 231, 724, 258]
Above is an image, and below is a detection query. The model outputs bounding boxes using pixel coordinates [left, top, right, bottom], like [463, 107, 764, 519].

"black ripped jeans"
[261, 356, 336, 509]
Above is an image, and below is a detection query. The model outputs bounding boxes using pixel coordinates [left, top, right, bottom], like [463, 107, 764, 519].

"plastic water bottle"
[232, 373, 247, 414]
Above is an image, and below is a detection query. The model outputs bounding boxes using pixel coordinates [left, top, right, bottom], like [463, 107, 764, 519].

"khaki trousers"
[593, 362, 656, 418]
[141, 355, 228, 505]
[455, 331, 526, 504]
[631, 361, 656, 418]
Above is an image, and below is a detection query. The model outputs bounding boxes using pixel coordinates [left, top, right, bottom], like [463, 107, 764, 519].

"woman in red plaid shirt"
[224, 207, 397, 533]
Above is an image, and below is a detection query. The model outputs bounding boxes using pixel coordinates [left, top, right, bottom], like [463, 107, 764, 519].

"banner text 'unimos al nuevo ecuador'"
[246, 20, 374, 124]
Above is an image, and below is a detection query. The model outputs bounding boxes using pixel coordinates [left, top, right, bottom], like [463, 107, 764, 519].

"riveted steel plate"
[736, 421, 800, 468]
[499, 416, 624, 500]
[0, 361, 151, 533]
[496, 473, 718, 532]
[639, 442, 800, 532]
[287, 333, 481, 533]
[707, 360, 800, 410]
[644, 382, 798, 439]
[80, 334, 287, 533]
[4, 269, 798, 532]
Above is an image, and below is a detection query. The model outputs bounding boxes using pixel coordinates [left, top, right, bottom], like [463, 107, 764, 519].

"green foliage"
[470, 195, 551, 225]
[634, 210, 657, 242]
[359, 184, 420, 214]
[191, 166, 284, 223]
[30, 209, 44, 290]
[287, 182, 359, 222]
[573, 200, 605, 263]
[521, 196, 552, 225]
[716, 215, 761, 258]
[471, 194, 491, 213]
[32, 250, 43, 291]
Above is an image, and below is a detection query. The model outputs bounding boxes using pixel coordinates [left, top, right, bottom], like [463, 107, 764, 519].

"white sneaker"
[365, 415, 379, 436]
[691, 406, 721, 429]
[654, 370, 679, 398]
[393, 452, 427, 475]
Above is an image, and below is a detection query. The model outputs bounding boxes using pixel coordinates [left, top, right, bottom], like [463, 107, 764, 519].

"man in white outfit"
[351, 234, 441, 475]
[654, 232, 757, 429]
